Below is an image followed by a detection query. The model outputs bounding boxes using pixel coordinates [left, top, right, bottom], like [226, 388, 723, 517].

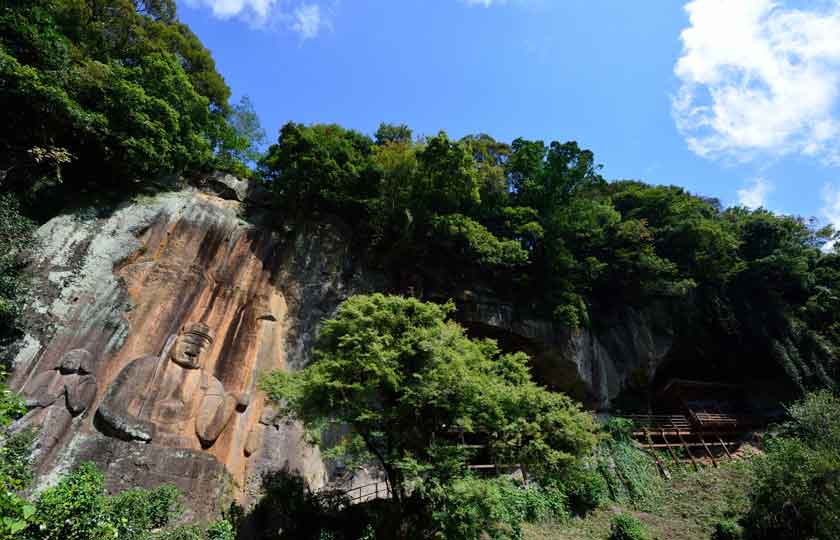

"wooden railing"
[343, 481, 392, 504]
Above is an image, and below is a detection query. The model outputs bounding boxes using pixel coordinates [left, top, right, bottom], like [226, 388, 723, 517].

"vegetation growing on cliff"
[259, 122, 840, 392]
[0, 194, 35, 350]
[2, 3, 838, 392]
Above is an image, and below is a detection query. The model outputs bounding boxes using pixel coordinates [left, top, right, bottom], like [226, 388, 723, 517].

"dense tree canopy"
[0, 0, 262, 208]
[259, 122, 840, 392]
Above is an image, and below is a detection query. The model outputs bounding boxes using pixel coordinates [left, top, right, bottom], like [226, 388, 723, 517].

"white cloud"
[673, 0, 840, 163]
[184, 0, 280, 25]
[820, 183, 840, 249]
[822, 182, 840, 228]
[737, 177, 772, 208]
[184, 0, 332, 34]
[462, 0, 501, 5]
[291, 4, 323, 39]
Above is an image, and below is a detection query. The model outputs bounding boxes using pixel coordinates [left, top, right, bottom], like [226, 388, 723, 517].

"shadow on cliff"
[232, 469, 397, 540]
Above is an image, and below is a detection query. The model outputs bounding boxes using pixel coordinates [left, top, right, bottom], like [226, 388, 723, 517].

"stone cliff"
[448, 290, 675, 410]
[6, 181, 676, 517]
[7, 185, 378, 518]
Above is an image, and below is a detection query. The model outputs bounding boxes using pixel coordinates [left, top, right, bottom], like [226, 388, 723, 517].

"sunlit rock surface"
[8, 188, 375, 518]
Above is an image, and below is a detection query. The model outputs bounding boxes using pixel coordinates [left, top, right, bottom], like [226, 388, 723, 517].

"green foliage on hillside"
[262, 293, 600, 538]
[0, 194, 35, 350]
[594, 419, 663, 512]
[260, 122, 840, 391]
[743, 390, 840, 540]
[0, 0, 262, 206]
[608, 514, 649, 540]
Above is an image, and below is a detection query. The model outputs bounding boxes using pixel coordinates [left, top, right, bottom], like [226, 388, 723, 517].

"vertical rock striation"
[8, 188, 375, 518]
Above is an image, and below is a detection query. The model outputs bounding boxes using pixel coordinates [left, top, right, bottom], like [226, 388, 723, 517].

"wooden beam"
[697, 431, 718, 468]
[660, 429, 681, 467]
[716, 433, 734, 460]
[644, 442, 733, 448]
[644, 428, 670, 478]
[671, 418, 700, 472]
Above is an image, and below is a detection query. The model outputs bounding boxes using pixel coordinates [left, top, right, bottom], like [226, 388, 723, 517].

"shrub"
[27, 462, 191, 540]
[560, 463, 608, 515]
[0, 427, 35, 491]
[781, 389, 840, 448]
[429, 477, 568, 540]
[744, 437, 839, 540]
[106, 484, 182, 540]
[0, 194, 35, 349]
[206, 519, 236, 540]
[608, 514, 648, 540]
[30, 462, 111, 540]
[156, 525, 206, 540]
[742, 392, 840, 540]
[712, 519, 744, 540]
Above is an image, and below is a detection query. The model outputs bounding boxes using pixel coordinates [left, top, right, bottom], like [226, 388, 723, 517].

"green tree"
[261, 294, 599, 536]
[0, 0, 247, 200]
[431, 213, 529, 267]
[375, 123, 412, 146]
[211, 95, 266, 176]
[259, 122, 377, 218]
[0, 194, 35, 348]
[414, 131, 480, 216]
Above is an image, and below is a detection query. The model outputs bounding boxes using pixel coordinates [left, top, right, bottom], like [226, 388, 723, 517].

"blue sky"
[177, 0, 840, 227]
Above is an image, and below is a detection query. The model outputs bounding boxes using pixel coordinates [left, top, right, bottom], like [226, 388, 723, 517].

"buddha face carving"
[59, 349, 93, 374]
[170, 323, 214, 369]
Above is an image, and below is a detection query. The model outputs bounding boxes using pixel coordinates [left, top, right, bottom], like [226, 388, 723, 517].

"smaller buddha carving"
[16, 349, 97, 456]
[97, 323, 250, 449]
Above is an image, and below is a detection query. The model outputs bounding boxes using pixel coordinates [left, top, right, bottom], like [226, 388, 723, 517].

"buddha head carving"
[170, 323, 214, 369]
[58, 349, 93, 374]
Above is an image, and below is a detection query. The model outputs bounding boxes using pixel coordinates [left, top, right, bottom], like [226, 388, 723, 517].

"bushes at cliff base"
[743, 391, 840, 540]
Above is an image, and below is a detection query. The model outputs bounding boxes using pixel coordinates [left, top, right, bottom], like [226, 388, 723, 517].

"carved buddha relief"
[97, 323, 250, 450]
[16, 349, 98, 460]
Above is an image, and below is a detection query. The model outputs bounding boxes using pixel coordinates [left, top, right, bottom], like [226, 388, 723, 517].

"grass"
[525, 459, 753, 540]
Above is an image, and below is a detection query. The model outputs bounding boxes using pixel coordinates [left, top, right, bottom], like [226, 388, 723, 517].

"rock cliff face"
[7, 184, 675, 517]
[452, 291, 675, 410]
[8, 187, 377, 518]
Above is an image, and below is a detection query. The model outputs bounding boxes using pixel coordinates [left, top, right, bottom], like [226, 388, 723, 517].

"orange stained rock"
[93, 200, 289, 486]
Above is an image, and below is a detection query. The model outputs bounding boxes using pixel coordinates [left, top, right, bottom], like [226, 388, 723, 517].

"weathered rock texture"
[8, 188, 375, 518]
[451, 290, 675, 410]
[7, 184, 675, 517]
